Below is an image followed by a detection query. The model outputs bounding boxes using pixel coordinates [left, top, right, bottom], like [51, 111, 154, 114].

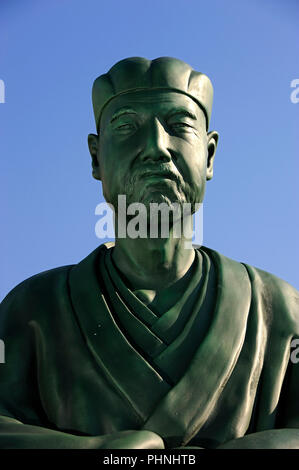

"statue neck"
[111, 231, 196, 291]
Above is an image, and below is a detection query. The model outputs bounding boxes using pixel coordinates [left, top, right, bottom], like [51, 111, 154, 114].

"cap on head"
[92, 57, 213, 131]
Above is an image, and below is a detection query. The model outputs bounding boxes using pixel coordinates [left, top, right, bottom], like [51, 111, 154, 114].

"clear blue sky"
[0, 0, 298, 300]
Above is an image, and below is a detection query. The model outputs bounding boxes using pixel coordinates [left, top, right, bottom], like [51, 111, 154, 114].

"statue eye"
[116, 123, 134, 131]
[170, 122, 191, 130]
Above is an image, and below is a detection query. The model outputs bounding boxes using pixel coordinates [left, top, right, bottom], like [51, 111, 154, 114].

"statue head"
[88, 57, 219, 212]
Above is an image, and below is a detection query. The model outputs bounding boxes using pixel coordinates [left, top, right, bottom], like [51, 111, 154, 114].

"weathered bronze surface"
[0, 57, 298, 449]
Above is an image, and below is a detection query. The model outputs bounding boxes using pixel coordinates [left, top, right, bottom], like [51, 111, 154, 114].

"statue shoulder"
[243, 261, 299, 302]
[0, 244, 107, 334]
[0, 265, 73, 332]
[243, 262, 299, 335]
[201, 246, 299, 335]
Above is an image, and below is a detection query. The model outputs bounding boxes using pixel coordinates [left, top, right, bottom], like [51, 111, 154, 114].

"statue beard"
[107, 170, 202, 215]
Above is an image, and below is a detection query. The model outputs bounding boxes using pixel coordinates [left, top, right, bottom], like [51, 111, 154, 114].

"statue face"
[92, 90, 217, 210]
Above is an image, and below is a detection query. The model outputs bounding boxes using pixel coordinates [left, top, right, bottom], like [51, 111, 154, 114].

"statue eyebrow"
[110, 108, 137, 123]
[166, 107, 197, 121]
[109, 106, 197, 124]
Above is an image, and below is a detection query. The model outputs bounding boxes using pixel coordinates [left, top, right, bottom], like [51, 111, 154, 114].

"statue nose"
[140, 118, 171, 163]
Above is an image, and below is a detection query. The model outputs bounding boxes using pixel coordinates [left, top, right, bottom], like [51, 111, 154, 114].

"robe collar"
[143, 246, 252, 447]
[68, 243, 251, 446]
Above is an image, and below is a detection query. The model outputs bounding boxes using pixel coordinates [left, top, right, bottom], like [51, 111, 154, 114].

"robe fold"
[0, 242, 299, 448]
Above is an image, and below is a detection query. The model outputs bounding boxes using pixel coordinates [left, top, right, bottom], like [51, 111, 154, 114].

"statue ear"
[88, 133, 101, 180]
[206, 131, 219, 181]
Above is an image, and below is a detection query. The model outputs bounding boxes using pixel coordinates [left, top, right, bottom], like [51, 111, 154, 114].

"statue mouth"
[125, 166, 182, 201]
[145, 172, 176, 180]
[139, 168, 180, 184]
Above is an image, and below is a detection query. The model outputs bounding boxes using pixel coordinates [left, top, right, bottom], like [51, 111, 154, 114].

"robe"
[0, 242, 299, 449]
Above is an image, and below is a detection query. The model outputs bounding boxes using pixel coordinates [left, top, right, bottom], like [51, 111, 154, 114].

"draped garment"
[0, 243, 298, 448]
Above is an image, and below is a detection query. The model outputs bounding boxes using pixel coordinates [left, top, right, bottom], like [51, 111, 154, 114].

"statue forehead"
[100, 89, 204, 125]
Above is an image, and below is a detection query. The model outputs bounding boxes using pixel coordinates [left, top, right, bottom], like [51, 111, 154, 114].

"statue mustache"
[126, 165, 183, 189]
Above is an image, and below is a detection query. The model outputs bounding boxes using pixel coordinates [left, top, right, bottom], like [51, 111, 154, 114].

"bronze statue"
[0, 57, 299, 449]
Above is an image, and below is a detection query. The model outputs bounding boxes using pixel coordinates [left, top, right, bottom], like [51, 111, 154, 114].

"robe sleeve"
[0, 275, 164, 449]
[217, 269, 299, 449]
[0, 276, 97, 448]
[258, 268, 299, 431]
[216, 350, 299, 448]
